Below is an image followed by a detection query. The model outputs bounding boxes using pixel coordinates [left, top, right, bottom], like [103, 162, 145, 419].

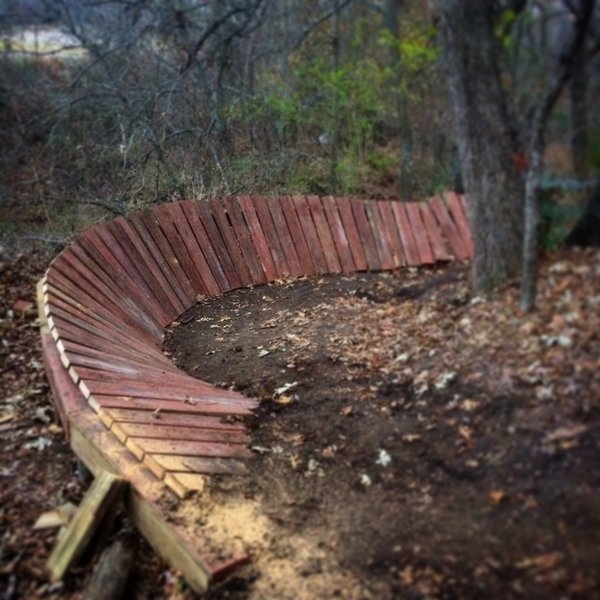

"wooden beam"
[46, 471, 126, 581]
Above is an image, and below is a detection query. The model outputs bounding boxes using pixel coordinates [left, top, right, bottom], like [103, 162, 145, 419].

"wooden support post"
[46, 471, 126, 581]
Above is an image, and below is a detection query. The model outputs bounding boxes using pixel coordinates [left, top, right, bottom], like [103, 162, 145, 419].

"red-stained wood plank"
[350, 199, 382, 270]
[79, 228, 168, 327]
[208, 197, 254, 287]
[378, 201, 406, 268]
[41, 332, 86, 438]
[129, 212, 193, 308]
[139, 210, 197, 305]
[89, 394, 256, 417]
[104, 408, 245, 431]
[169, 202, 221, 297]
[306, 195, 342, 273]
[445, 191, 473, 258]
[65, 351, 179, 378]
[280, 196, 317, 275]
[237, 195, 278, 281]
[392, 202, 421, 266]
[55, 248, 161, 341]
[252, 196, 290, 278]
[430, 195, 469, 261]
[336, 197, 368, 271]
[94, 223, 175, 326]
[196, 199, 244, 290]
[151, 454, 247, 475]
[419, 201, 452, 261]
[118, 422, 248, 444]
[405, 202, 435, 265]
[112, 217, 185, 316]
[292, 195, 329, 274]
[179, 201, 232, 293]
[321, 196, 355, 272]
[154, 204, 209, 297]
[46, 270, 157, 348]
[130, 437, 250, 459]
[266, 197, 304, 277]
[222, 196, 266, 284]
[365, 201, 395, 270]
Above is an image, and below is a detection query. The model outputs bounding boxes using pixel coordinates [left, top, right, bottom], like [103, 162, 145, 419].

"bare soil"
[164, 250, 600, 599]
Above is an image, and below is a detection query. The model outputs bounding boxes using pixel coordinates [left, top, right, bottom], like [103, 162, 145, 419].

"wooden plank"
[138, 210, 197, 306]
[306, 195, 342, 273]
[292, 195, 329, 274]
[152, 454, 247, 475]
[365, 201, 395, 269]
[112, 217, 185, 316]
[89, 394, 255, 417]
[266, 197, 304, 277]
[280, 195, 317, 275]
[169, 202, 221, 297]
[129, 212, 193, 308]
[336, 197, 368, 271]
[445, 191, 473, 258]
[350, 198, 382, 270]
[197, 199, 244, 289]
[128, 437, 251, 459]
[153, 204, 208, 297]
[321, 196, 355, 272]
[237, 195, 278, 281]
[378, 201, 406, 268]
[419, 201, 452, 261]
[252, 195, 290, 278]
[104, 408, 245, 431]
[430, 195, 469, 261]
[66, 352, 179, 378]
[46, 471, 126, 581]
[405, 202, 435, 264]
[117, 422, 248, 444]
[208, 197, 254, 287]
[391, 202, 421, 266]
[95, 223, 175, 326]
[180, 200, 232, 293]
[222, 196, 266, 284]
[80, 228, 169, 327]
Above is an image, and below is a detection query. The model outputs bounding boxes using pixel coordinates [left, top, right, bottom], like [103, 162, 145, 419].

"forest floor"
[1, 245, 599, 599]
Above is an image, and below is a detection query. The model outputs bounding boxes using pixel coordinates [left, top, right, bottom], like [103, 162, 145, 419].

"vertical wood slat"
[222, 196, 266, 284]
[292, 195, 329, 274]
[321, 196, 355, 273]
[137, 210, 196, 307]
[306, 195, 342, 274]
[91, 225, 172, 326]
[430, 196, 469, 261]
[112, 217, 185, 317]
[179, 201, 232, 293]
[266, 197, 304, 277]
[207, 198, 254, 287]
[391, 202, 421, 266]
[252, 196, 290, 278]
[365, 201, 395, 270]
[280, 195, 317, 276]
[445, 192, 473, 258]
[350, 198, 382, 270]
[49, 256, 158, 344]
[169, 202, 221, 297]
[237, 195, 278, 281]
[153, 205, 209, 297]
[336, 197, 368, 271]
[378, 201, 406, 268]
[419, 202, 452, 261]
[128, 212, 193, 309]
[195, 200, 242, 291]
[405, 202, 435, 265]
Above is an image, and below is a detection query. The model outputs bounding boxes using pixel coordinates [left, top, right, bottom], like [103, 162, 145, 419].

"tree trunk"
[569, 45, 588, 178]
[437, 1, 524, 291]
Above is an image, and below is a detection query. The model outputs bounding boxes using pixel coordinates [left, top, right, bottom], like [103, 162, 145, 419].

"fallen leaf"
[544, 424, 588, 444]
[515, 552, 563, 572]
[489, 490, 507, 505]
